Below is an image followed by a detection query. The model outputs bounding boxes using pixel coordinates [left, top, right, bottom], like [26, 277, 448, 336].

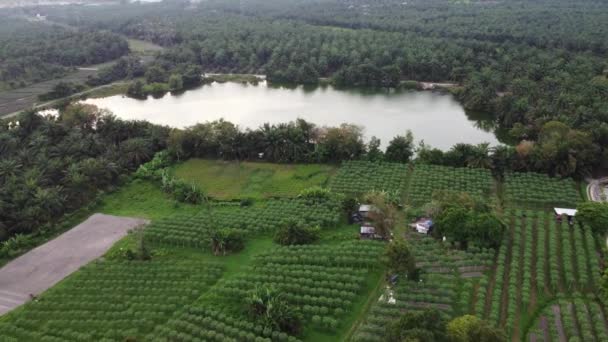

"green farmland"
[1, 160, 604, 342]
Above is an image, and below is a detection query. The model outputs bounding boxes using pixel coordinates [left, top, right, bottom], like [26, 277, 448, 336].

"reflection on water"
[82, 81, 500, 150]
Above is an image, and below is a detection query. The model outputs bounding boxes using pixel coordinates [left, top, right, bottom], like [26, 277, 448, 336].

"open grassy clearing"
[127, 39, 164, 54]
[173, 159, 336, 199]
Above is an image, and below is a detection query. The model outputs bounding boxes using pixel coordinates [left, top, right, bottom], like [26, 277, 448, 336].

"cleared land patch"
[173, 159, 336, 199]
[0, 213, 147, 316]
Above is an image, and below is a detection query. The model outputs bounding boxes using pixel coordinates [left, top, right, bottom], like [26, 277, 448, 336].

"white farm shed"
[554, 208, 577, 217]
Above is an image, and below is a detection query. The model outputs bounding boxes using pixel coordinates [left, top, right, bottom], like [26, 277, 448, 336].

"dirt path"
[499, 219, 516, 326]
[539, 316, 550, 342]
[0, 214, 148, 316]
[552, 305, 567, 342]
[529, 216, 538, 312]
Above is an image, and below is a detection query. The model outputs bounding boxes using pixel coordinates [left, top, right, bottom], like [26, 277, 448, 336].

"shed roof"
[360, 226, 375, 234]
[359, 204, 373, 212]
[554, 208, 577, 217]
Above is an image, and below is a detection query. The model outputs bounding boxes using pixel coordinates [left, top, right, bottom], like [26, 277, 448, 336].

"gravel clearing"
[0, 213, 148, 316]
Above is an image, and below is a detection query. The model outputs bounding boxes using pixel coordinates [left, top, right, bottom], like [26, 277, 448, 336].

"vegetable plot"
[482, 210, 603, 339]
[145, 198, 341, 248]
[213, 241, 385, 332]
[0, 260, 224, 341]
[407, 164, 493, 204]
[504, 172, 580, 208]
[148, 306, 301, 342]
[353, 233, 495, 342]
[526, 296, 608, 341]
[329, 161, 409, 196]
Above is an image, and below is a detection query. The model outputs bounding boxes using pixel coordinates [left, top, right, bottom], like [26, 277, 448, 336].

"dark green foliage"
[385, 131, 414, 163]
[0, 17, 129, 89]
[210, 229, 245, 255]
[160, 171, 205, 204]
[386, 309, 447, 342]
[38, 82, 85, 101]
[576, 202, 608, 235]
[167, 118, 366, 163]
[386, 238, 417, 280]
[0, 106, 168, 240]
[273, 220, 320, 246]
[246, 286, 303, 335]
[87, 56, 144, 87]
[432, 192, 505, 249]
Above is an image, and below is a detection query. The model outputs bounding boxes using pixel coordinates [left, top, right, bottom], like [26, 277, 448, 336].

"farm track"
[512, 216, 527, 341]
[567, 227, 579, 290]
[543, 215, 552, 296]
[0, 213, 148, 316]
[499, 217, 516, 327]
[483, 243, 500, 318]
[529, 216, 538, 313]
[571, 302, 585, 340]
[539, 315, 550, 342]
[552, 304, 567, 342]
[0, 69, 98, 117]
[556, 223, 566, 293]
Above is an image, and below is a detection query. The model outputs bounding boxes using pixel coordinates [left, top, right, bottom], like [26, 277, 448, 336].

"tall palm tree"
[466, 143, 492, 169]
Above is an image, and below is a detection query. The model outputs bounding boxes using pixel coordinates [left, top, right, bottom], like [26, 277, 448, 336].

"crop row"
[147, 306, 301, 342]
[353, 231, 494, 341]
[212, 241, 383, 331]
[145, 198, 341, 248]
[0, 260, 224, 341]
[504, 172, 580, 207]
[407, 164, 493, 204]
[329, 160, 409, 195]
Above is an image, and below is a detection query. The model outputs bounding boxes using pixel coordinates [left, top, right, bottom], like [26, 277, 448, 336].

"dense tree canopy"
[430, 192, 505, 249]
[0, 105, 168, 240]
[576, 202, 608, 235]
[0, 17, 129, 89]
[4, 0, 606, 173]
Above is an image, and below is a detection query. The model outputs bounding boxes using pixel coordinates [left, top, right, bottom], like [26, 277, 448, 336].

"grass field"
[127, 38, 164, 55]
[173, 159, 337, 199]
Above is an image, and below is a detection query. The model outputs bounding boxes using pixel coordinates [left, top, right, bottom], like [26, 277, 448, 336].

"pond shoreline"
[80, 78, 498, 150]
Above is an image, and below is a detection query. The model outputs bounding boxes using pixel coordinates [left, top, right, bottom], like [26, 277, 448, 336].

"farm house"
[360, 225, 376, 239]
[554, 207, 577, 225]
[410, 218, 433, 234]
[358, 204, 375, 218]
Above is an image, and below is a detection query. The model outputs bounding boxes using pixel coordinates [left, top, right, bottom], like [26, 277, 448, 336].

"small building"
[360, 225, 376, 239]
[554, 208, 577, 225]
[554, 208, 577, 217]
[410, 218, 433, 234]
[358, 204, 376, 218]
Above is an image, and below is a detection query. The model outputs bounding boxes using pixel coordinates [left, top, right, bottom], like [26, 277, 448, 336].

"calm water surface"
[83, 81, 499, 150]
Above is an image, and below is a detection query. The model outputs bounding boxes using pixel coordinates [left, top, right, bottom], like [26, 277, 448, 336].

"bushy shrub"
[135, 151, 173, 180]
[297, 186, 332, 201]
[211, 229, 245, 255]
[160, 171, 206, 204]
[274, 220, 320, 245]
[0, 234, 36, 258]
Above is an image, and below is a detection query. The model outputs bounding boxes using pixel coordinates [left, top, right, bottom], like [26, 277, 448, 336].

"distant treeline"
[0, 17, 129, 90]
[31, 0, 608, 168]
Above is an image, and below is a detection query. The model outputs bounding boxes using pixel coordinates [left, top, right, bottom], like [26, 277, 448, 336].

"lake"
[83, 81, 499, 150]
